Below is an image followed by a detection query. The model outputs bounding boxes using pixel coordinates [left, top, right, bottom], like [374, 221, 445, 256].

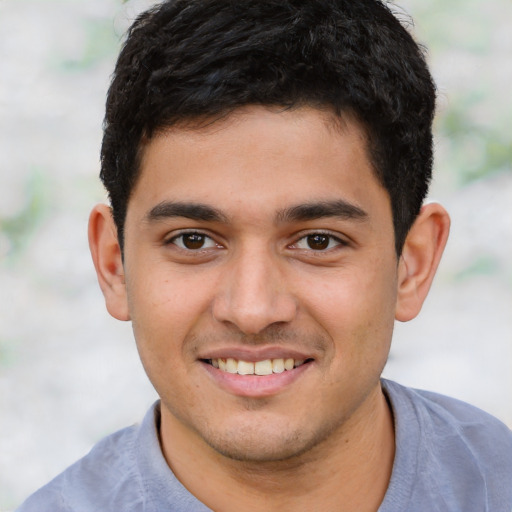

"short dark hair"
[101, 0, 436, 254]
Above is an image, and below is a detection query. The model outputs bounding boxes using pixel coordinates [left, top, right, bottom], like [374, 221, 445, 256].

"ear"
[88, 204, 130, 321]
[395, 202, 450, 322]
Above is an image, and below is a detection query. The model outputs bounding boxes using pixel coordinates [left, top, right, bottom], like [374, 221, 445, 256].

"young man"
[17, 0, 512, 511]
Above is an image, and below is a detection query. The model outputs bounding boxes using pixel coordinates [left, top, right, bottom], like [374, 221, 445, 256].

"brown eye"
[171, 232, 217, 250]
[292, 233, 344, 251]
[182, 233, 206, 250]
[306, 234, 330, 250]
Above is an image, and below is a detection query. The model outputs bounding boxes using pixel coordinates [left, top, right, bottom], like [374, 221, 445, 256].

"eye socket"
[293, 233, 344, 251]
[170, 232, 218, 250]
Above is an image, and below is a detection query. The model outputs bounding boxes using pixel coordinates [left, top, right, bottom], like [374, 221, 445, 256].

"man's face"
[122, 106, 399, 462]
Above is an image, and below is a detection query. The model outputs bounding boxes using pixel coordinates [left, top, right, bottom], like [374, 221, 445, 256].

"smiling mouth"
[203, 357, 312, 376]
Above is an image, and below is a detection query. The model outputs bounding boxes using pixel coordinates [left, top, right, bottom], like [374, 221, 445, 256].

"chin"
[199, 419, 334, 463]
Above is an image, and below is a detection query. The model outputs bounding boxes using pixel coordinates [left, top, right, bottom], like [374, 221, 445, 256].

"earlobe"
[88, 204, 131, 321]
[395, 202, 450, 322]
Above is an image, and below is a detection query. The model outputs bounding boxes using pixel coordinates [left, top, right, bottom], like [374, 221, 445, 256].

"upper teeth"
[211, 358, 305, 375]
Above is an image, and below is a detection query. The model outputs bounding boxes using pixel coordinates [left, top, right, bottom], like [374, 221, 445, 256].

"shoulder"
[15, 423, 143, 512]
[384, 378, 512, 445]
[382, 379, 512, 510]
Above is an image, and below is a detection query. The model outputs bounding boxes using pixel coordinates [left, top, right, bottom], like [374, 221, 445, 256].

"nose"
[212, 245, 297, 335]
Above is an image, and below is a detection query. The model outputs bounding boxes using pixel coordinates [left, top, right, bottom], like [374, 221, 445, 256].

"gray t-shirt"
[16, 379, 512, 511]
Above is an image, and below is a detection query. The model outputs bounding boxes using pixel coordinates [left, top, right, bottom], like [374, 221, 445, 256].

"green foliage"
[0, 170, 50, 262]
[59, 18, 122, 72]
[0, 337, 18, 368]
[404, 0, 512, 186]
[453, 255, 500, 282]
[436, 96, 512, 185]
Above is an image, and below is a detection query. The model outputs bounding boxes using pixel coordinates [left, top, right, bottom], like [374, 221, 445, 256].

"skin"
[89, 106, 450, 511]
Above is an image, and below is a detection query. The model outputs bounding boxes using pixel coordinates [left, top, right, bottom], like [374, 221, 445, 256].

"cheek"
[126, 271, 213, 370]
[300, 261, 397, 354]
[129, 265, 213, 324]
[128, 289, 202, 411]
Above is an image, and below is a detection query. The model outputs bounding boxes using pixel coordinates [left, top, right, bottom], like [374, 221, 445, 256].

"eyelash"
[290, 231, 348, 252]
[166, 230, 347, 253]
[166, 231, 220, 251]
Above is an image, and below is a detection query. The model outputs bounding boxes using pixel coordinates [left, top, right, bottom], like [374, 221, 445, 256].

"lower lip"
[201, 361, 312, 398]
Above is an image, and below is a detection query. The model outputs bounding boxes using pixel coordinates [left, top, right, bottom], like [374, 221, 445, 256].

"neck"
[159, 384, 395, 512]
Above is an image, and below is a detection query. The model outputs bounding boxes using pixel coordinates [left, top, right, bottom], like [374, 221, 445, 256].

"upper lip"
[198, 346, 315, 362]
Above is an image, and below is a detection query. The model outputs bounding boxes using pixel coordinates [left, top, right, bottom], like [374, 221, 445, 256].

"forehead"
[130, 106, 390, 225]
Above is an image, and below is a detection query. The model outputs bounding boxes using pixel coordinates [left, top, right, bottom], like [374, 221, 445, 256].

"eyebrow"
[145, 201, 228, 223]
[145, 199, 368, 225]
[276, 200, 368, 223]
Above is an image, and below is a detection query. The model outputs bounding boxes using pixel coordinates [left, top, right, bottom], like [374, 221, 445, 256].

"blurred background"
[0, 0, 511, 509]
